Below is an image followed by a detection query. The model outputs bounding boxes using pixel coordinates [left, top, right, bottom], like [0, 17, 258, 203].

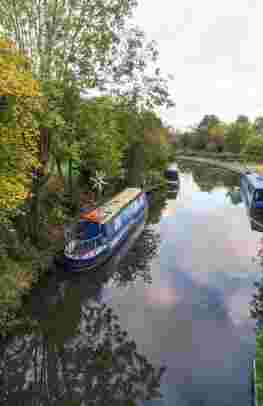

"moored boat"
[63, 188, 148, 270]
[240, 172, 263, 210]
[240, 172, 263, 231]
[165, 164, 179, 189]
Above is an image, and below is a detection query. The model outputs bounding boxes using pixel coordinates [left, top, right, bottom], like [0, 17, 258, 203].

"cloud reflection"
[145, 286, 178, 307]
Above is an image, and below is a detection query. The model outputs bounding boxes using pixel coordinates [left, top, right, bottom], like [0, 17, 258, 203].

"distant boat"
[62, 188, 148, 270]
[165, 164, 179, 189]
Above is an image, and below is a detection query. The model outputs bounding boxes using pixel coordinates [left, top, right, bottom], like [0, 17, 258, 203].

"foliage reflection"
[0, 219, 164, 405]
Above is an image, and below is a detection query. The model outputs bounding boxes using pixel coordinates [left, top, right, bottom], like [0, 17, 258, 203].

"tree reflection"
[226, 187, 242, 205]
[0, 222, 164, 405]
[177, 160, 241, 202]
[113, 226, 161, 286]
[176, 160, 193, 174]
[251, 278, 263, 329]
[190, 165, 239, 193]
[0, 294, 165, 405]
[147, 187, 168, 225]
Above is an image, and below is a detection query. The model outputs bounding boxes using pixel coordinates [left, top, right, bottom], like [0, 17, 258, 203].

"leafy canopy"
[0, 39, 42, 214]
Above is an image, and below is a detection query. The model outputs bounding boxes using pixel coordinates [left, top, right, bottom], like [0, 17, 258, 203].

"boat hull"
[61, 206, 147, 271]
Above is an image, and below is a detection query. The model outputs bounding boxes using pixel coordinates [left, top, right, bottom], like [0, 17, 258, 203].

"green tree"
[225, 117, 254, 153]
[191, 115, 221, 151]
[78, 97, 125, 187]
[0, 0, 137, 84]
[243, 134, 263, 157]
[207, 123, 226, 152]
[254, 116, 263, 136]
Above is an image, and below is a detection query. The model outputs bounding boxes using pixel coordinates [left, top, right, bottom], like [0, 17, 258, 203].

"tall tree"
[225, 116, 254, 153]
[0, 0, 137, 85]
[0, 39, 42, 217]
[197, 115, 220, 131]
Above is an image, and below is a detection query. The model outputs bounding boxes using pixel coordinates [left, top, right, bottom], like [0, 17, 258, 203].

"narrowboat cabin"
[165, 164, 179, 188]
[240, 172, 263, 210]
[63, 188, 148, 270]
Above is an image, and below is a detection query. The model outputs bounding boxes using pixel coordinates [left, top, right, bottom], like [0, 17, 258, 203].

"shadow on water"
[0, 191, 168, 406]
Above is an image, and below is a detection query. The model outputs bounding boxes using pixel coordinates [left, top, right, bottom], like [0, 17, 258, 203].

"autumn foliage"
[0, 39, 42, 213]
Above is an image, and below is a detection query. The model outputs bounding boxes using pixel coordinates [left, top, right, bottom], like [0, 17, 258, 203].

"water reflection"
[0, 300, 164, 405]
[226, 187, 242, 206]
[177, 160, 241, 198]
[146, 188, 168, 225]
[113, 227, 161, 286]
[1, 162, 260, 406]
[0, 214, 164, 405]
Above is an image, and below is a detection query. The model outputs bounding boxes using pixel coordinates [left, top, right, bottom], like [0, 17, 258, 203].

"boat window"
[165, 170, 178, 181]
[255, 190, 263, 201]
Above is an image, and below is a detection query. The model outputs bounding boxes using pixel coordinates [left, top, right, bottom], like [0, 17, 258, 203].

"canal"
[1, 161, 262, 405]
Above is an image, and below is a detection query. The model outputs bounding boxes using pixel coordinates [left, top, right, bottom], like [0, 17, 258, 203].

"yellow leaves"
[0, 39, 16, 50]
[0, 39, 40, 98]
[0, 38, 42, 212]
[0, 177, 28, 210]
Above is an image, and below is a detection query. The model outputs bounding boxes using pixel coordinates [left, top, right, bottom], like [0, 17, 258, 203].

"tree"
[254, 117, 263, 136]
[0, 39, 42, 217]
[79, 97, 125, 186]
[0, 0, 137, 85]
[236, 114, 249, 124]
[243, 134, 263, 157]
[197, 115, 220, 131]
[225, 117, 254, 153]
[207, 123, 225, 152]
[191, 115, 221, 151]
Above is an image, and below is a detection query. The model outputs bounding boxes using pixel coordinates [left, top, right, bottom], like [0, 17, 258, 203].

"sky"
[134, 0, 263, 129]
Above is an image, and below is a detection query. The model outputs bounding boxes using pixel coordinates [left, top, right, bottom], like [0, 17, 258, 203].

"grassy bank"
[256, 332, 263, 406]
[175, 149, 263, 164]
[175, 152, 263, 174]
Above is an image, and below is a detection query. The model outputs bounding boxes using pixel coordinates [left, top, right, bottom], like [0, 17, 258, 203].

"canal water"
[1, 162, 263, 405]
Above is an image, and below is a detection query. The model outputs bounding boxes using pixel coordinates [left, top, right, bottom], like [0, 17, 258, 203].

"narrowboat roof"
[243, 172, 263, 190]
[166, 163, 178, 172]
[100, 188, 142, 224]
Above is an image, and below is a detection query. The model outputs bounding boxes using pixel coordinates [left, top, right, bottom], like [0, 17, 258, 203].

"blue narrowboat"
[240, 172, 263, 210]
[63, 188, 148, 270]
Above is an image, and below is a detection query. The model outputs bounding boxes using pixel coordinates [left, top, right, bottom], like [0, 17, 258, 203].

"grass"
[257, 331, 263, 405]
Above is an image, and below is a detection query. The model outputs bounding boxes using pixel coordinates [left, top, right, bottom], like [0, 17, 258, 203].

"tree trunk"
[56, 157, 64, 183]
[30, 178, 41, 245]
[68, 159, 73, 202]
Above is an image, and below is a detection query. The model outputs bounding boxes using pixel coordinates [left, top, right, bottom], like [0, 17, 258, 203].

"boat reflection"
[0, 218, 164, 405]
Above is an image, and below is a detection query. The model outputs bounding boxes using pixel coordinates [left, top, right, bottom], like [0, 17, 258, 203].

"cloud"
[134, 0, 263, 127]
